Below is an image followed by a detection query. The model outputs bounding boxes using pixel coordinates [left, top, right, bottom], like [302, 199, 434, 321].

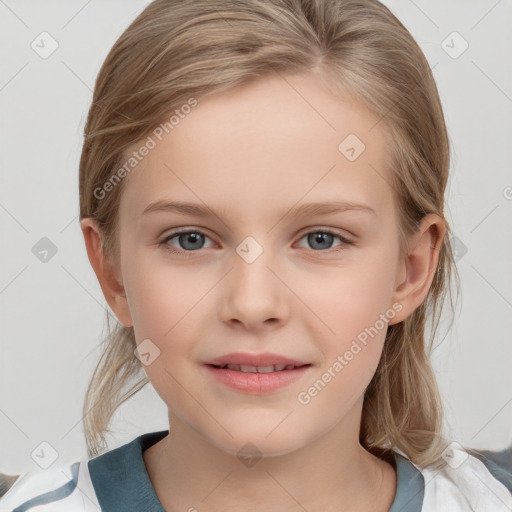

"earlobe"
[80, 218, 134, 328]
[388, 214, 445, 325]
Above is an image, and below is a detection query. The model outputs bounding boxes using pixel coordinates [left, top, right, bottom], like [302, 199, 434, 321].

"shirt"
[1, 429, 511, 511]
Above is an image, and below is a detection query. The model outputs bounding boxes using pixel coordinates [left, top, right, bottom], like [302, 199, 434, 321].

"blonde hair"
[79, 0, 461, 469]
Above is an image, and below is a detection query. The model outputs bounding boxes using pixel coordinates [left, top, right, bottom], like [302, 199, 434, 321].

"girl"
[2, 0, 511, 510]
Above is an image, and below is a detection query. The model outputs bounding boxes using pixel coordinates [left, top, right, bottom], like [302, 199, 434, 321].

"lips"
[213, 363, 301, 373]
[203, 352, 312, 393]
[204, 352, 310, 369]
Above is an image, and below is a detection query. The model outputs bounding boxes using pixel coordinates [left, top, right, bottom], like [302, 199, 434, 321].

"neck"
[143, 403, 397, 512]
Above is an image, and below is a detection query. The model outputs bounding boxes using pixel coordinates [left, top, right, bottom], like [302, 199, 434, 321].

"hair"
[78, 0, 461, 470]
[0, 473, 20, 498]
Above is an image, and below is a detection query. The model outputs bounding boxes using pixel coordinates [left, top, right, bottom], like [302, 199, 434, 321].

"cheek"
[299, 257, 397, 332]
[294, 255, 396, 383]
[123, 251, 205, 339]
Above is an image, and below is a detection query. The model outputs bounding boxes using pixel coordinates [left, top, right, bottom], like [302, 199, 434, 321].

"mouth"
[204, 352, 310, 368]
[207, 363, 311, 373]
[204, 359, 312, 394]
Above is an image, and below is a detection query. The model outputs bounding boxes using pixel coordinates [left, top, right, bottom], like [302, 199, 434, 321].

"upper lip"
[205, 352, 310, 368]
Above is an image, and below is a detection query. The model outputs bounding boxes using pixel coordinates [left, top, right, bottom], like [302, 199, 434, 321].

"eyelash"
[157, 228, 355, 256]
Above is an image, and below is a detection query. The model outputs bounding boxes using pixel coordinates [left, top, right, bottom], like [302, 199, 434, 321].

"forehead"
[119, 72, 394, 223]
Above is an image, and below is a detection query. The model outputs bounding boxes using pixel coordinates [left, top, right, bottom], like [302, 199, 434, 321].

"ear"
[80, 217, 133, 328]
[388, 213, 445, 325]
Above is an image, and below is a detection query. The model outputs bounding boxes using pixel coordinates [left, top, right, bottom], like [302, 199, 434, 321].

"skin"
[81, 70, 444, 512]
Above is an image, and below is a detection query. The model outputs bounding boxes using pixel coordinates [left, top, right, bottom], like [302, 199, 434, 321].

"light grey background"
[1, 0, 511, 475]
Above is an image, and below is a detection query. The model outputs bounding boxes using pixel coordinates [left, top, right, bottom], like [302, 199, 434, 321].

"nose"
[219, 238, 290, 331]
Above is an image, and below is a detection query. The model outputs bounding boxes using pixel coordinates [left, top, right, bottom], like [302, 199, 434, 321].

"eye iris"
[179, 232, 204, 250]
[309, 232, 333, 250]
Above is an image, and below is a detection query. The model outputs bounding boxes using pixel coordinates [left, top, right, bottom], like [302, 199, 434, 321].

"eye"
[296, 229, 354, 253]
[159, 227, 355, 256]
[158, 229, 214, 255]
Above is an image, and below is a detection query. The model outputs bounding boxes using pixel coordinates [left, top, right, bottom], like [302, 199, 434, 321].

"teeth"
[240, 365, 258, 372]
[223, 364, 299, 373]
[257, 366, 275, 373]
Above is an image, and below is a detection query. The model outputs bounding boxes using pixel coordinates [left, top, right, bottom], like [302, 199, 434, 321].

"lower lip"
[204, 365, 311, 394]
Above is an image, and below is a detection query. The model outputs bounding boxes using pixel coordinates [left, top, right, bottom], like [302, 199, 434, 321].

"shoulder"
[0, 459, 99, 512]
[469, 446, 512, 494]
[418, 444, 512, 511]
[1, 430, 169, 512]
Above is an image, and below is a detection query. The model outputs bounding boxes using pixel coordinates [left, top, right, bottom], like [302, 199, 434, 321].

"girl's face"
[109, 72, 415, 456]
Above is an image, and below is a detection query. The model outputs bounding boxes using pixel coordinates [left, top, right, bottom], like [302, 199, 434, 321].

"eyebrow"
[142, 199, 376, 219]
